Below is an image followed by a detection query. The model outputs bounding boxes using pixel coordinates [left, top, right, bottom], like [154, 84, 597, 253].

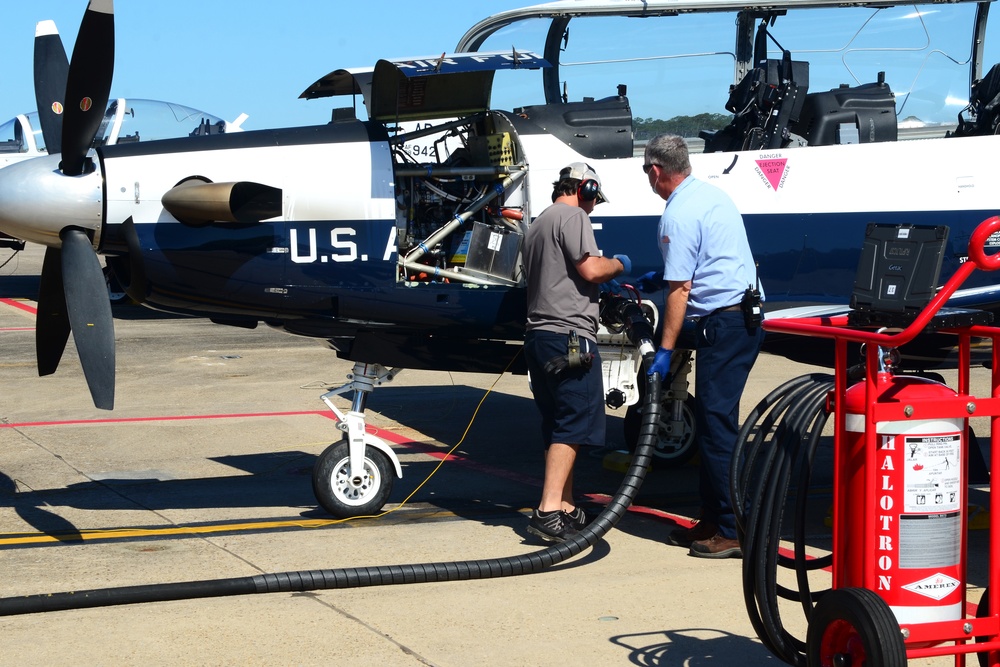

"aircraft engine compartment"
[391, 111, 528, 288]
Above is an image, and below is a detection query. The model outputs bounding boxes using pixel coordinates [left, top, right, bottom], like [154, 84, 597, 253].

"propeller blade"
[36, 246, 71, 377]
[60, 229, 115, 410]
[33, 20, 69, 155]
[60, 0, 115, 176]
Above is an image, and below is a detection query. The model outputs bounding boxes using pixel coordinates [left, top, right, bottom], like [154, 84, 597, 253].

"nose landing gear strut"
[312, 362, 404, 518]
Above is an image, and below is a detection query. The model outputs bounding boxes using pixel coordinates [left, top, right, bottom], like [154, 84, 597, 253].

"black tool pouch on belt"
[543, 331, 594, 377]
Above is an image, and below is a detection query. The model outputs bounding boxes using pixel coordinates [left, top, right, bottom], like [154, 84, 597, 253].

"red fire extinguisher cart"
[760, 216, 1000, 666]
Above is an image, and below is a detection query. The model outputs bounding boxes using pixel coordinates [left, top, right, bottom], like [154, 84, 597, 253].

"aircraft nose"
[0, 154, 104, 248]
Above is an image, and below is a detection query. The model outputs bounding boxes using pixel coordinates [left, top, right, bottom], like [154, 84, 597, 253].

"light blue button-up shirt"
[657, 175, 763, 318]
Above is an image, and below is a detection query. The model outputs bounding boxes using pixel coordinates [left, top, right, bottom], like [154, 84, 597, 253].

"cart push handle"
[762, 215, 1000, 345]
[969, 215, 1000, 272]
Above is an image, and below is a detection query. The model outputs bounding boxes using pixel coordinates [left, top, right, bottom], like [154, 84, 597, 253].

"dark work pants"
[684, 310, 764, 540]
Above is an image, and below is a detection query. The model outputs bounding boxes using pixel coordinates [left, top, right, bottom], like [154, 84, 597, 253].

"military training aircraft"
[2, 0, 1000, 516]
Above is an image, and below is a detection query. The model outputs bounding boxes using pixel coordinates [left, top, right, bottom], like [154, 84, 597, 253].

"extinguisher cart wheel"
[806, 588, 907, 667]
[977, 587, 995, 667]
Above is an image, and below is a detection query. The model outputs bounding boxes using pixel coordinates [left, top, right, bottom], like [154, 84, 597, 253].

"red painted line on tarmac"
[586, 492, 695, 527]
[0, 298, 36, 315]
[0, 327, 34, 332]
[0, 410, 330, 428]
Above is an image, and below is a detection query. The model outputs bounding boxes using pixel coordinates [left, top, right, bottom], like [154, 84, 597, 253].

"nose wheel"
[806, 588, 906, 667]
[312, 439, 393, 518]
[311, 362, 404, 518]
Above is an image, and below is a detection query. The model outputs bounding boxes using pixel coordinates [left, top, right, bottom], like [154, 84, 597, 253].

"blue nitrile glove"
[600, 278, 622, 294]
[613, 254, 632, 275]
[648, 347, 673, 380]
[637, 270, 665, 293]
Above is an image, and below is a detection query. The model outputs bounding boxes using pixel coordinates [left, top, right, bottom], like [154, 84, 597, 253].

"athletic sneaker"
[527, 509, 579, 543]
[565, 506, 588, 531]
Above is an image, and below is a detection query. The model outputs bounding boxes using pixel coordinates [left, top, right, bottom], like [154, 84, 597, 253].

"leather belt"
[709, 303, 742, 316]
[687, 303, 741, 323]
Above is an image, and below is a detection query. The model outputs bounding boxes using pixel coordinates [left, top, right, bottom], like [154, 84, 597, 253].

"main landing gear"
[312, 362, 404, 518]
[623, 349, 697, 467]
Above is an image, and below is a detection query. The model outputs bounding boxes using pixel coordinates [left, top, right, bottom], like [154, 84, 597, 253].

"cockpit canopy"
[300, 50, 550, 122]
[0, 99, 231, 155]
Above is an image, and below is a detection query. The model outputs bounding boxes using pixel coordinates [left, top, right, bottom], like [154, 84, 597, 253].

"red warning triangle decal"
[755, 158, 787, 191]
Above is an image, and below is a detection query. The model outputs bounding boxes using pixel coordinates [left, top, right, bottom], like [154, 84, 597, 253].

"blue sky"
[0, 1, 542, 130]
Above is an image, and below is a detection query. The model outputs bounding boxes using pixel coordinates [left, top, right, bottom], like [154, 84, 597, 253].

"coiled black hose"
[0, 300, 662, 616]
[731, 373, 835, 667]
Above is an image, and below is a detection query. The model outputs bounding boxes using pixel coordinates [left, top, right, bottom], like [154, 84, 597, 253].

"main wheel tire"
[312, 439, 393, 518]
[103, 265, 130, 305]
[806, 588, 907, 667]
[623, 396, 697, 468]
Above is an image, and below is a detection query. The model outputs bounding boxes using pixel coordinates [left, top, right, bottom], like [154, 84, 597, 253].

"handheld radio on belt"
[741, 266, 763, 330]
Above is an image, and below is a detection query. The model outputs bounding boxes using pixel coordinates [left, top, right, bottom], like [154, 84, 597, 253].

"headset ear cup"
[579, 179, 599, 201]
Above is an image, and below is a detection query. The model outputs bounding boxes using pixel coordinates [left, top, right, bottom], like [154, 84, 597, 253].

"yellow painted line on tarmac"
[0, 518, 342, 546]
[0, 507, 466, 547]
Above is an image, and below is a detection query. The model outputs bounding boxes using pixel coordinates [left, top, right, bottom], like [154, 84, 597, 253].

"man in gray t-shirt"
[521, 162, 630, 543]
[524, 201, 603, 338]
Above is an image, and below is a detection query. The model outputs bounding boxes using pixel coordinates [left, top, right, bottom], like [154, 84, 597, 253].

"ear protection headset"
[578, 178, 600, 202]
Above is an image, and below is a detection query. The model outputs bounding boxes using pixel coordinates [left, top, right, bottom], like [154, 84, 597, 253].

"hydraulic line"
[731, 372, 835, 667]
[0, 295, 660, 617]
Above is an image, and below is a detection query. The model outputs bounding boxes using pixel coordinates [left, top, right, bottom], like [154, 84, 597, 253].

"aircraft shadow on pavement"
[0, 452, 320, 540]
[363, 383, 539, 448]
[0, 383, 654, 548]
[610, 628, 781, 666]
[0, 445, 576, 544]
[363, 383, 631, 460]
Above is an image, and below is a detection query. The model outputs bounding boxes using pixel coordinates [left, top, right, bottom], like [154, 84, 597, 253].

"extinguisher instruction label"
[902, 433, 961, 513]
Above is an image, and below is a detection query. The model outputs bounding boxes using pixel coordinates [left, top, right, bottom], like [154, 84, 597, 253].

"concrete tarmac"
[0, 244, 991, 666]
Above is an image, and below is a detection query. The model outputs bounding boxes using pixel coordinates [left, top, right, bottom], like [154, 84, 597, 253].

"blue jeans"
[684, 311, 764, 539]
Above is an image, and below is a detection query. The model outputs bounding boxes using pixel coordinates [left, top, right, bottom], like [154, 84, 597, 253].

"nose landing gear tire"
[312, 439, 393, 518]
[806, 588, 906, 667]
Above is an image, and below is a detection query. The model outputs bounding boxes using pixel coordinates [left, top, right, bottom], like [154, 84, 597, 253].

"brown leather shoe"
[667, 520, 718, 548]
[690, 534, 742, 559]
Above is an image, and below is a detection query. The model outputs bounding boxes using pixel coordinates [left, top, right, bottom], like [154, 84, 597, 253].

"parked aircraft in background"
[1, 0, 999, 516]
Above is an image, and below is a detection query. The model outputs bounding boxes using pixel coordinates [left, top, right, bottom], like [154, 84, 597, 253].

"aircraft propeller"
[32, 20, 69, 155]
[29, 0, 117, 409]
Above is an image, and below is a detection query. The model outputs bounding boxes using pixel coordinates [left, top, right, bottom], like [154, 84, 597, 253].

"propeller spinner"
[1, 0, 117, 409]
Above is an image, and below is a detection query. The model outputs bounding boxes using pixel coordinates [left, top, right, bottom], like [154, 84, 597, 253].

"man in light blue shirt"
[658, 176, 762, 317]
[643, 134, 765, 559]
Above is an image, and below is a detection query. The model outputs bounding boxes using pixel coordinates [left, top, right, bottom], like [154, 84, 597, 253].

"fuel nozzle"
[600, 293, 656, 359]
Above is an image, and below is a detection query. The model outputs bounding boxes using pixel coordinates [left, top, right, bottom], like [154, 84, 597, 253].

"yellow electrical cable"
[324, 348, 523, 524]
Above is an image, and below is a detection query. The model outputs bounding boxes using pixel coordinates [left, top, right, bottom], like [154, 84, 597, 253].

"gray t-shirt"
[523, 202, 601, 337]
